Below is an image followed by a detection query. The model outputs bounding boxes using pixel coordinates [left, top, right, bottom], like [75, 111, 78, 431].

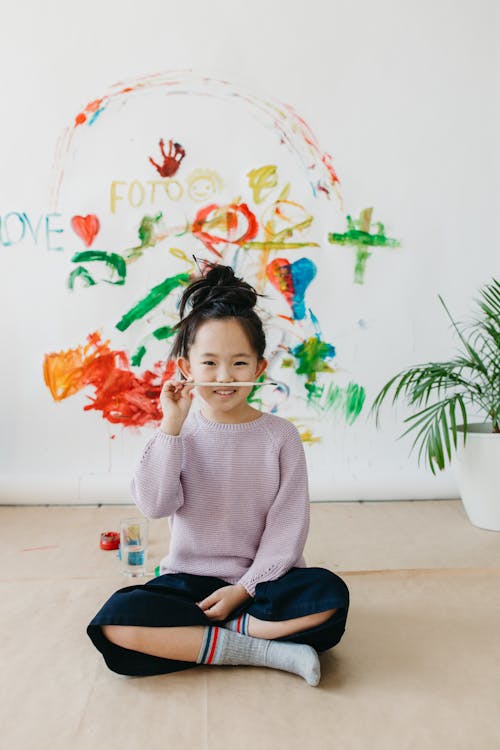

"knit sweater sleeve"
[130, 430, 185, 519]
[237, 422, 310, 597]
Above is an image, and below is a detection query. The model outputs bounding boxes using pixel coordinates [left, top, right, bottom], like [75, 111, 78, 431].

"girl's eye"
[202, 361, 248, 366]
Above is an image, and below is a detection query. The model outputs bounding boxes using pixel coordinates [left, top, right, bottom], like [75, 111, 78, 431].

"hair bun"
[179, 260, 258, 318]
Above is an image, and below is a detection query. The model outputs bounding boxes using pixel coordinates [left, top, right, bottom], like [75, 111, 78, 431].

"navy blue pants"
[87, 566, 349, 676]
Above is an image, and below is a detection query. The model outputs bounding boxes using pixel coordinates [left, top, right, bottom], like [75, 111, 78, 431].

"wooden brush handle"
[187, 381, 279, 387]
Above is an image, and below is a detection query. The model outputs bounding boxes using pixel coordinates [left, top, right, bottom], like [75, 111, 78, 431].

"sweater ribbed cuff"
[236, 579, 256, 598]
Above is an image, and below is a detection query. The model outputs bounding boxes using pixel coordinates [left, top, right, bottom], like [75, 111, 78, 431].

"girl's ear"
[255, 358, 268, 379]
[177, 357, 191, 380]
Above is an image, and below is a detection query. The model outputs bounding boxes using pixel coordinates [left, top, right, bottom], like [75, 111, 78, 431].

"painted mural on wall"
[3, 71, 400, 441]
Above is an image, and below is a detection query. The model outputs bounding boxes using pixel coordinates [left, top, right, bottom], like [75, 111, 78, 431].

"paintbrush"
[183, 381, 280, 387]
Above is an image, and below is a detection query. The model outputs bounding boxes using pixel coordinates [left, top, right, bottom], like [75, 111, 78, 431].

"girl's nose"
[216, 371, 237, 382]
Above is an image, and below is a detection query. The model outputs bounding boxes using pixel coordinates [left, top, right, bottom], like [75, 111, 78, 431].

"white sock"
[223, 613, 250, 634]
[196, 625, 321, 686]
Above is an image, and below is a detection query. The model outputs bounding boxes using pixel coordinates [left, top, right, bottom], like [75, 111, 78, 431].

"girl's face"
[177, 317, 268, 419]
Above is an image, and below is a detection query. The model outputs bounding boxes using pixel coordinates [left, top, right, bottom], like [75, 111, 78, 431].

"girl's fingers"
[197, 593, 218, 610]
[204, 603, 223, 620]
[161, 380, 195, 399]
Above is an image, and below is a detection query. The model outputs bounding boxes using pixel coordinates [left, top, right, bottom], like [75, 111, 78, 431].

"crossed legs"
[101, 608, 337, 662]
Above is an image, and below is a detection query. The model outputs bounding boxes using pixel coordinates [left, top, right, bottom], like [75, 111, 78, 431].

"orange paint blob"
[43, 332, 177, 427]
[86, 98, 104, 113]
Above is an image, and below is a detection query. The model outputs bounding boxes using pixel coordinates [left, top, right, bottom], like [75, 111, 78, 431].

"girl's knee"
[102, 624, 138, 650]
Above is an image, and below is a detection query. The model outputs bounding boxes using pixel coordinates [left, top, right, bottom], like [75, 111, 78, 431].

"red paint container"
[100, 531, 120, 550]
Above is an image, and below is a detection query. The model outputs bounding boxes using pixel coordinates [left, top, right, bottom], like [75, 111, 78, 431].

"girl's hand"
[196, 584, 252, 621]
[160, 379, 196, 425]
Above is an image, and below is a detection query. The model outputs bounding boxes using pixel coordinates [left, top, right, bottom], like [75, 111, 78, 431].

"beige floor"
[2, 500, 500, 750]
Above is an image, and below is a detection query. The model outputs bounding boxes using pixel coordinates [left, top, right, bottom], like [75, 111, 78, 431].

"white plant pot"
[454, 423, 500, 531]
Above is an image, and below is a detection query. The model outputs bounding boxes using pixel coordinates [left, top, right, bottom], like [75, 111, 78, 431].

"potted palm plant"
[370, 278, 500, 530]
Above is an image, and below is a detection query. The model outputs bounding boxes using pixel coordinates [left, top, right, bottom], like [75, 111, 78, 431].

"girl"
[87, 260, 349, 686]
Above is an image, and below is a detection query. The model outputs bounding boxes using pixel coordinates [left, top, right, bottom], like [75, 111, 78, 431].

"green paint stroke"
[131, 326, 177, 367]
[246, 374, 268, 408]
[126, 212, 163, 262]
[328, 207, 400, 284]
[345, 381, 365, 423]
[68, 266, 97, 289]
[70, 250, 127, 286]
[291, 336, 336, 384]
[131, 345, 147, 367]
[69, 214, 167, 292]
[305, 381, 365, 423]
[116, 272, 190, 332]
[152, 325, 176, 341]
[282, 346, 365, 424]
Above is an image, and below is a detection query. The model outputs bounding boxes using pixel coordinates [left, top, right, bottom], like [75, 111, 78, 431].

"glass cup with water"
[120, 517, 148, 576]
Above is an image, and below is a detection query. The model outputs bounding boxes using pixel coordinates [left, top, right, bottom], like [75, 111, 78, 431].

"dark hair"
[168, 258, 268, 368]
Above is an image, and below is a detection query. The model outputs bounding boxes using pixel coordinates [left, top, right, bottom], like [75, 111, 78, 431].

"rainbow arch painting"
[42, 70, 396, 439]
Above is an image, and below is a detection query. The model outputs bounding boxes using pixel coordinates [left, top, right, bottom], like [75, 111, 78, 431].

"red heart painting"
[71, 214, 100, 247]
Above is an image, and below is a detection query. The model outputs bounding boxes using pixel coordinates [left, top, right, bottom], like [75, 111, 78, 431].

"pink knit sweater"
[130, 406, 310, 597]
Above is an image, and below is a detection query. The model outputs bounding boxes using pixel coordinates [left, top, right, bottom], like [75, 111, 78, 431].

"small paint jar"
[100, 531, 120, 550]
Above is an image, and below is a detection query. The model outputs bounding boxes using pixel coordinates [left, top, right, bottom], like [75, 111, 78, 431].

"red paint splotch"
[43, 331, 176, 427]
[192, 202, 258, 257]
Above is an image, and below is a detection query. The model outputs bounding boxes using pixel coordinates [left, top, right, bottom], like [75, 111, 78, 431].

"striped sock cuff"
[226, 613, 250, 635]
[197, 626, 221, 665]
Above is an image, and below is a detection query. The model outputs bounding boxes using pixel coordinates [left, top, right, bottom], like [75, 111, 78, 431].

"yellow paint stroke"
[359, 207, 373, 232]
[186, 169, 223, 202]
[254, 192, 317, 288]
[168, 247, 195, 273]
[298, 428, 322, 444]
[262, 200, 314, 241]
[287, 418, 322, 444]
[247, 165, 278, 204]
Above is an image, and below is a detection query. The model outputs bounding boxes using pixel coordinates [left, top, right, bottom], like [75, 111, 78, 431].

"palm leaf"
[370, 279, 499, 470]
[438, 294, 488, 376]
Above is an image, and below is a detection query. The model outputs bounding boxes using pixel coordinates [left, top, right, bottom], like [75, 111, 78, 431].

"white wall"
[0, 0, 498, 503]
